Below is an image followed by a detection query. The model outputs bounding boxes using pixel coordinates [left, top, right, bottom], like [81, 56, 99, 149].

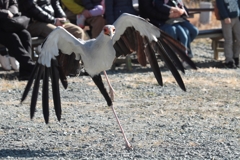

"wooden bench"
[196, 29, 223, 60]
[0, 29, 224, 71]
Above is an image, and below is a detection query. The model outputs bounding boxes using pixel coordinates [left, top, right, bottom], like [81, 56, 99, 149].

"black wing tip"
[57, 116, 61, 122]
[181, 86, 186, 92]
[44, 118, 49, 124]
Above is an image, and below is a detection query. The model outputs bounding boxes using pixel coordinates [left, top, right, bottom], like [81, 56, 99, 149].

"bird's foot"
[126, 142, 133, 150]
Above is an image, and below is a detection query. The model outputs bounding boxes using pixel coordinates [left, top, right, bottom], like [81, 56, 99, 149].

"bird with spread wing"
[21, 13, 197, 149]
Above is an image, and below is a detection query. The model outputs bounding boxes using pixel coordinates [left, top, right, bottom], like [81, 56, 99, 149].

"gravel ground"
[0, 40, 239, 159]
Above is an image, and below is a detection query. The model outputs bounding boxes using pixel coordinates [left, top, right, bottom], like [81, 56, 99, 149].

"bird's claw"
[126, 142, 133, 150]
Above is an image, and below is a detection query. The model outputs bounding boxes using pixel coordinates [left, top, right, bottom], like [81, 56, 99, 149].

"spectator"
[105, 0, 138, 25]
[61, 0, 105, 38]
[216, 0, 240, 68]
[138, 0, 178, 41]
[138, 0, 198, 58]
[152, 0, 198, 58]
[0, 0, 35, 80]
[18, 0, 88, 40]
[18, 0, 89, 76]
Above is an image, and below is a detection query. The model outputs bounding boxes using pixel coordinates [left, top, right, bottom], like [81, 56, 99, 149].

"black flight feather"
[143, 37, 163, 86]
[160, 31, 197, 70]
[30, 65, 44, 119]
[157, 41, 186, 91]
[21, 63, 40, 103]
[157, 38, 185, 73]
[42, 67, 50, 124]
[50, 59, 61, 121]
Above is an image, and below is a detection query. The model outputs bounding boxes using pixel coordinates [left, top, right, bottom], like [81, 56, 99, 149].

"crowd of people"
[4, 0, 237, 81]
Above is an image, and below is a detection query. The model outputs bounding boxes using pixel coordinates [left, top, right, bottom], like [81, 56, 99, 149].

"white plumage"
[37, 13, 160, 77]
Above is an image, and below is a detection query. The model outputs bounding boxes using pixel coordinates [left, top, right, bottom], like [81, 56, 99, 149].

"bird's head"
[103, 25, 115, 38]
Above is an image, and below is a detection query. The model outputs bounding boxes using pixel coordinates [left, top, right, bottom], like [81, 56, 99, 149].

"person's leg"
[221, 19, 234, 63]
[0, 30, 35, 77]
[180, 21, 199, 42]
[180, 25, 194, 57]
[27, 22, 56, 38]
[85, 16, 106, 38]
[178, 21, 198, 58]
[0, 31, 31, 64]
[63, 22, 89, 40]
[160, 24, 177, 40]
[17, 29, 32, 56]
[174, 24, 188, 47]
[232, 17, 240, 66]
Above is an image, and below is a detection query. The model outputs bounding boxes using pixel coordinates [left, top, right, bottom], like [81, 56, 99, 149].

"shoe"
[234, 57, 239, 67]
[9, 56, 19, 71]
[0, 54, 11, 71]
[224, 61, 237, 69]
[187, 53, 193, 59]
[76, 14, 85, 28]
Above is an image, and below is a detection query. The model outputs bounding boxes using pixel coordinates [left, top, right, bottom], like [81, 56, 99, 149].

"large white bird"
[21, 13, 196, 149]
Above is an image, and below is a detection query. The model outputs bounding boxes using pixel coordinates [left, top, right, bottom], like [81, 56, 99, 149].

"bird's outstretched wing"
[112, 13, 197, 91]
[21, 27, 87, 124]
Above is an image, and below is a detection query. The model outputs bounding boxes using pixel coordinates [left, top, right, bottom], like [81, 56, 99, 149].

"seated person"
[105, 0, 138, 24]
[138, 0, 178, 40]
[0, 0, 35, 80]
[61, 0, 106, 38]
[18, 0, 88, 40]
[18, 0, 89, 76]
[152, 0, 199, 58]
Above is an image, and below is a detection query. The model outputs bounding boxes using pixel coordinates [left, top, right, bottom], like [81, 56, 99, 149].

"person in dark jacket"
[61, 0, 105, 38]
[138, 0, 177, 40]
[152, 0, 198, 58]
[18, 0, 88, 39]
[216, 0, 240, 68]
[104, 0, 138, 24]
[18, 0, 88, 76]
[0, 0, 35, 80]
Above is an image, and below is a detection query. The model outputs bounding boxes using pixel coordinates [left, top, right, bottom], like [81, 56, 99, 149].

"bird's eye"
[104, 28, 107, 32]
[113, 28, 115, 32]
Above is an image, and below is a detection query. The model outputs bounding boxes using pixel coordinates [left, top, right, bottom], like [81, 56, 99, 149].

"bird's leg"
[110, 104, 132, 149]
[103, 71, 115, 101]
[92, 74, 131, 149]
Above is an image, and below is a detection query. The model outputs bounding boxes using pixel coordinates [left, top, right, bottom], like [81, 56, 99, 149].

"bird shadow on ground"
[0, 69, 18, 81]
[0, 59, 226, 80]
[106, 59, 226, 75]
[0, 149, 57, 158]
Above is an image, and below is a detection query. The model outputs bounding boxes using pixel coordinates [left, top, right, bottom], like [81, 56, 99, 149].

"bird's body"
[21, 13, 197, 149]
[38, 28, 115, 77]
